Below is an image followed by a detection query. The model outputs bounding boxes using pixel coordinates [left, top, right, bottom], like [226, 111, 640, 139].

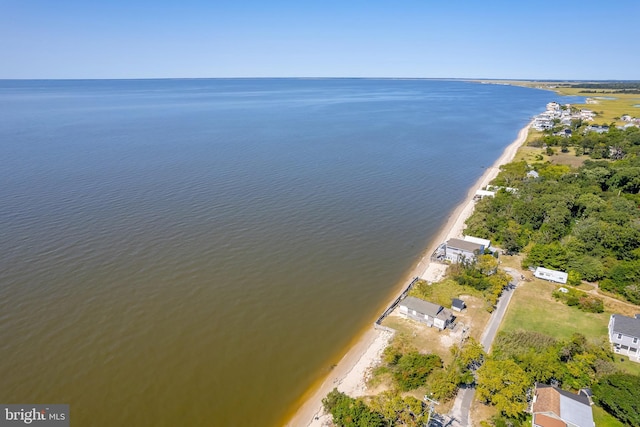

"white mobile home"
[534, 267, 568, 284]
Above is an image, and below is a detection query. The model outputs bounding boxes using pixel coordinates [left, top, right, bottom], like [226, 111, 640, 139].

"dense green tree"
[426, 365, 462, 402]
[464, 137, 640, 303]
[567, 255, 605, 281]
[593, 373, 640, 427]
[476, 359, 530, 418]
[368, 391, 427, 427]
[523, 242, 568, 270]
[393, 352, 442, 391]
[517, 347, 564, 384]
[493, 161, 528, 186]
[322, 389, 384, 427]
[601, 260, 640, 304]
[458, 338, 486, 370]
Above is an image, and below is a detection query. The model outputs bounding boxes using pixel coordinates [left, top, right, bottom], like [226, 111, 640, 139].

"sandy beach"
[286, 121, 532, 427]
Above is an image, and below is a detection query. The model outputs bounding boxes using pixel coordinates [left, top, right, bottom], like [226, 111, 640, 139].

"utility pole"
[423, 394, 440, 427]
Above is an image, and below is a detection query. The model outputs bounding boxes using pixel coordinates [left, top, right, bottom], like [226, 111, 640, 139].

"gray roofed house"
[608, 314, 640, 362]
[444, 238, 484, 263]
[399, 296, 454, 330]
[532, 384, 594, 427]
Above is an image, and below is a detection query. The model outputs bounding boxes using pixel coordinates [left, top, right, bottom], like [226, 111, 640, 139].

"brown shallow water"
[0, 79, 564, 426]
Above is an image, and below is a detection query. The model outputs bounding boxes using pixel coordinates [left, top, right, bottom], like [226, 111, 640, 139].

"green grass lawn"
[613, 357, 640, 377]
[592, 405, 625, 427]
[409, 278, 483, 309]
[499, 279, 609, 341]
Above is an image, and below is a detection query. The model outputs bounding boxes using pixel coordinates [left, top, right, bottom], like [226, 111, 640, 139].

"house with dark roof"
[451, 298, 466, 312]
[532, 384, 594, 427]
[444, 238, 484, 263]
[398, 296, 454, 330]
[608, 314, 640, 362]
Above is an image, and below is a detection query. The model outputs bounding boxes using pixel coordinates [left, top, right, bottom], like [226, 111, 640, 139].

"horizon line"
[1, 77, 638, 82]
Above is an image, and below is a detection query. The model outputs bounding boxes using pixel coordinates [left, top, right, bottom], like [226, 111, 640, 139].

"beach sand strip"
[286, 121, 532, 427]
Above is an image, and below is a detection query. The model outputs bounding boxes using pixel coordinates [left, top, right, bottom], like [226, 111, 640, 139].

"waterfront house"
[531, 384, 594, 427]
[463, 235, 491, 250]
[547, 102, 560, 111]
[533, 117, 554, 131]
[474, 189, 496, 200]
[444, 238, 484, 263]
[485, 185, 518, 194]
[398, 296, 454, 330]
[534, 267, 568, 284]
[580, 109, 596, 121]
[608, 314, 640, 362]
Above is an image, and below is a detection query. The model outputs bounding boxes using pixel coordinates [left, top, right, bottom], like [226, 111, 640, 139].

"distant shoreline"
[285, 119, 534, 427]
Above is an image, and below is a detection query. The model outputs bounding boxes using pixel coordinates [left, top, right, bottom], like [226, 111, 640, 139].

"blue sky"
[1, 0, 638, 79]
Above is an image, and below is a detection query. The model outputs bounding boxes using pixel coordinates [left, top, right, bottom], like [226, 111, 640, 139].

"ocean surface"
[0, 79, 580, 426]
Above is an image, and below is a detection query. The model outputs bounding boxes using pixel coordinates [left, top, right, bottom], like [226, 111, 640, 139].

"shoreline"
[285, 120, 533, 427]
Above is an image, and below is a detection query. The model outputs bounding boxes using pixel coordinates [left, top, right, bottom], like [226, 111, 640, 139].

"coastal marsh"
[553, 87, 640, 124]
[482, 80, 640, 124]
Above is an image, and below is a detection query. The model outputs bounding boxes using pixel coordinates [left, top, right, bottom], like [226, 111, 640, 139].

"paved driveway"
[447, 268, 522, 426]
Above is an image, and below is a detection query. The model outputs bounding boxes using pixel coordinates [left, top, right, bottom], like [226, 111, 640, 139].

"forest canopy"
[465, 131, 640, 304]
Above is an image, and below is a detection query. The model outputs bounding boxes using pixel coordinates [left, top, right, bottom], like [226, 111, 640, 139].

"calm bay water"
[0, 79, 577, 426]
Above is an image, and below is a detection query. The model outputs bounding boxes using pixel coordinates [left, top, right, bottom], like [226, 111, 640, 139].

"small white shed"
[534, 267, 568, 284]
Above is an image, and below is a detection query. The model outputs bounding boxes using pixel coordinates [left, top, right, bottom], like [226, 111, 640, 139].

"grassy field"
[592, 405, 625, 427]
[513, 133, 588, 168]
[409, 278, 483, 308]
[381, 316, 457, 365]
[547, 148, 590, 168]
[552, 87, 640, 124]
[499, 278, 609, 341]
[613, 356, 640, 376]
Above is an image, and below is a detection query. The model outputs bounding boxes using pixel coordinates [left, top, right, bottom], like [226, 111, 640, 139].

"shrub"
[393, 352, 442, 391]
[552, 287, 604, 313]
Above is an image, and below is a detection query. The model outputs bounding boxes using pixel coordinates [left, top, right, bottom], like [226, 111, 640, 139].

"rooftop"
[533, 413, 566, 427]
[401, 296, 453, 321]
[401, 296, 443, 317]
[611, 314, 640, 338]
[533, 384, 593, 427]
[452, 298, 466, 309]
[446, 238, 484, 252]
